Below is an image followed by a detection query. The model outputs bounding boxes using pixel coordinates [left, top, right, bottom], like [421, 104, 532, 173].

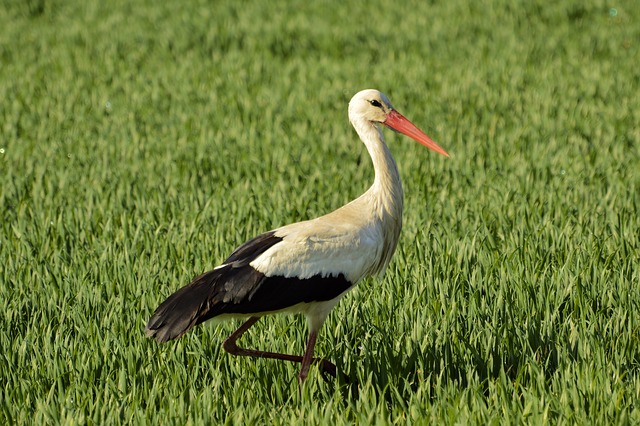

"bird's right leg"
[222, 317, 336, 380]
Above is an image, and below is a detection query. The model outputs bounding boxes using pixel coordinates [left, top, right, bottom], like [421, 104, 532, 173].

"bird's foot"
[297, 358, 337, 385]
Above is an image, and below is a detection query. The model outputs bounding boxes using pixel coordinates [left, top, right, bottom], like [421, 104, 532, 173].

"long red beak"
[383, 110, 449, 157]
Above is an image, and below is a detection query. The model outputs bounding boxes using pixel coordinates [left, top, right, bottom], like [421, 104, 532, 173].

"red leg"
[298, 330, 317, 383]
[222, 317, 336, 381]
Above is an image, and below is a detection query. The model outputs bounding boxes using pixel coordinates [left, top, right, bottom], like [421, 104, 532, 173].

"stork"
[145, 89, 449, 383]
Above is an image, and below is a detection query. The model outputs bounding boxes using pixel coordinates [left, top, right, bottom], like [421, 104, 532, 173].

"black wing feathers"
[224, 231, 282, 264]
[144, 269, 223, 343]
[216, 271, 352, 315]
[145, 231, 353, 343]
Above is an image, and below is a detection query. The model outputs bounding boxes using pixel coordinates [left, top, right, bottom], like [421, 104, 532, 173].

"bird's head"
[348, 89, 395, 123]
[348, 89, 449, 157]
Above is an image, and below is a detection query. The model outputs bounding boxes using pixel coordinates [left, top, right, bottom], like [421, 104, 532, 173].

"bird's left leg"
[223, 317, 304, 363]
[222, 317, 336, 381]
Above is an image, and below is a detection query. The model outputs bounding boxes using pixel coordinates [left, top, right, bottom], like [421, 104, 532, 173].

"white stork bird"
[145, 89, 449, 383]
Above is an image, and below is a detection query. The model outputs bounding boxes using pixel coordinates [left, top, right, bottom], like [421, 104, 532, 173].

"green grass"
[1, 0, 639, 423]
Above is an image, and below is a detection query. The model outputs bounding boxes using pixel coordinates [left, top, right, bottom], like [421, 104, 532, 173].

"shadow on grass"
[334, 322, 565, 403]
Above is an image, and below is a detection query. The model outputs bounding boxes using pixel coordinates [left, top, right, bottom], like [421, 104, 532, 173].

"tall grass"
[1, 0, 638, 424]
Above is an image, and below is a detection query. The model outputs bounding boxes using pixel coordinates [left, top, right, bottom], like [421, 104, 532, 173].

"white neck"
[350, 116, 404, 273]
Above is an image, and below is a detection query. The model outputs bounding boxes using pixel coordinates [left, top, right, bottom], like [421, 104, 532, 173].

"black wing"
[145, 231, 353, 343]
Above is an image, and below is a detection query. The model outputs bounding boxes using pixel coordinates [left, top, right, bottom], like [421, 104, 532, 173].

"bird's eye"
[369, 100, 383, 108]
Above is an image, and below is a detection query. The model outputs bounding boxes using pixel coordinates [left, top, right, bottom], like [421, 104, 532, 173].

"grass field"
[1, 0, 639, 423]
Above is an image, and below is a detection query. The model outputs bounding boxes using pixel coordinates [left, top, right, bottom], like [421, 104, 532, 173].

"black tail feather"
[145, 269, 223, 343]
[145, 231, 284, 343]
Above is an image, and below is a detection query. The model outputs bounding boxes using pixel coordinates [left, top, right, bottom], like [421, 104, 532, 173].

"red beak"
[383, 110, 449, 157]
